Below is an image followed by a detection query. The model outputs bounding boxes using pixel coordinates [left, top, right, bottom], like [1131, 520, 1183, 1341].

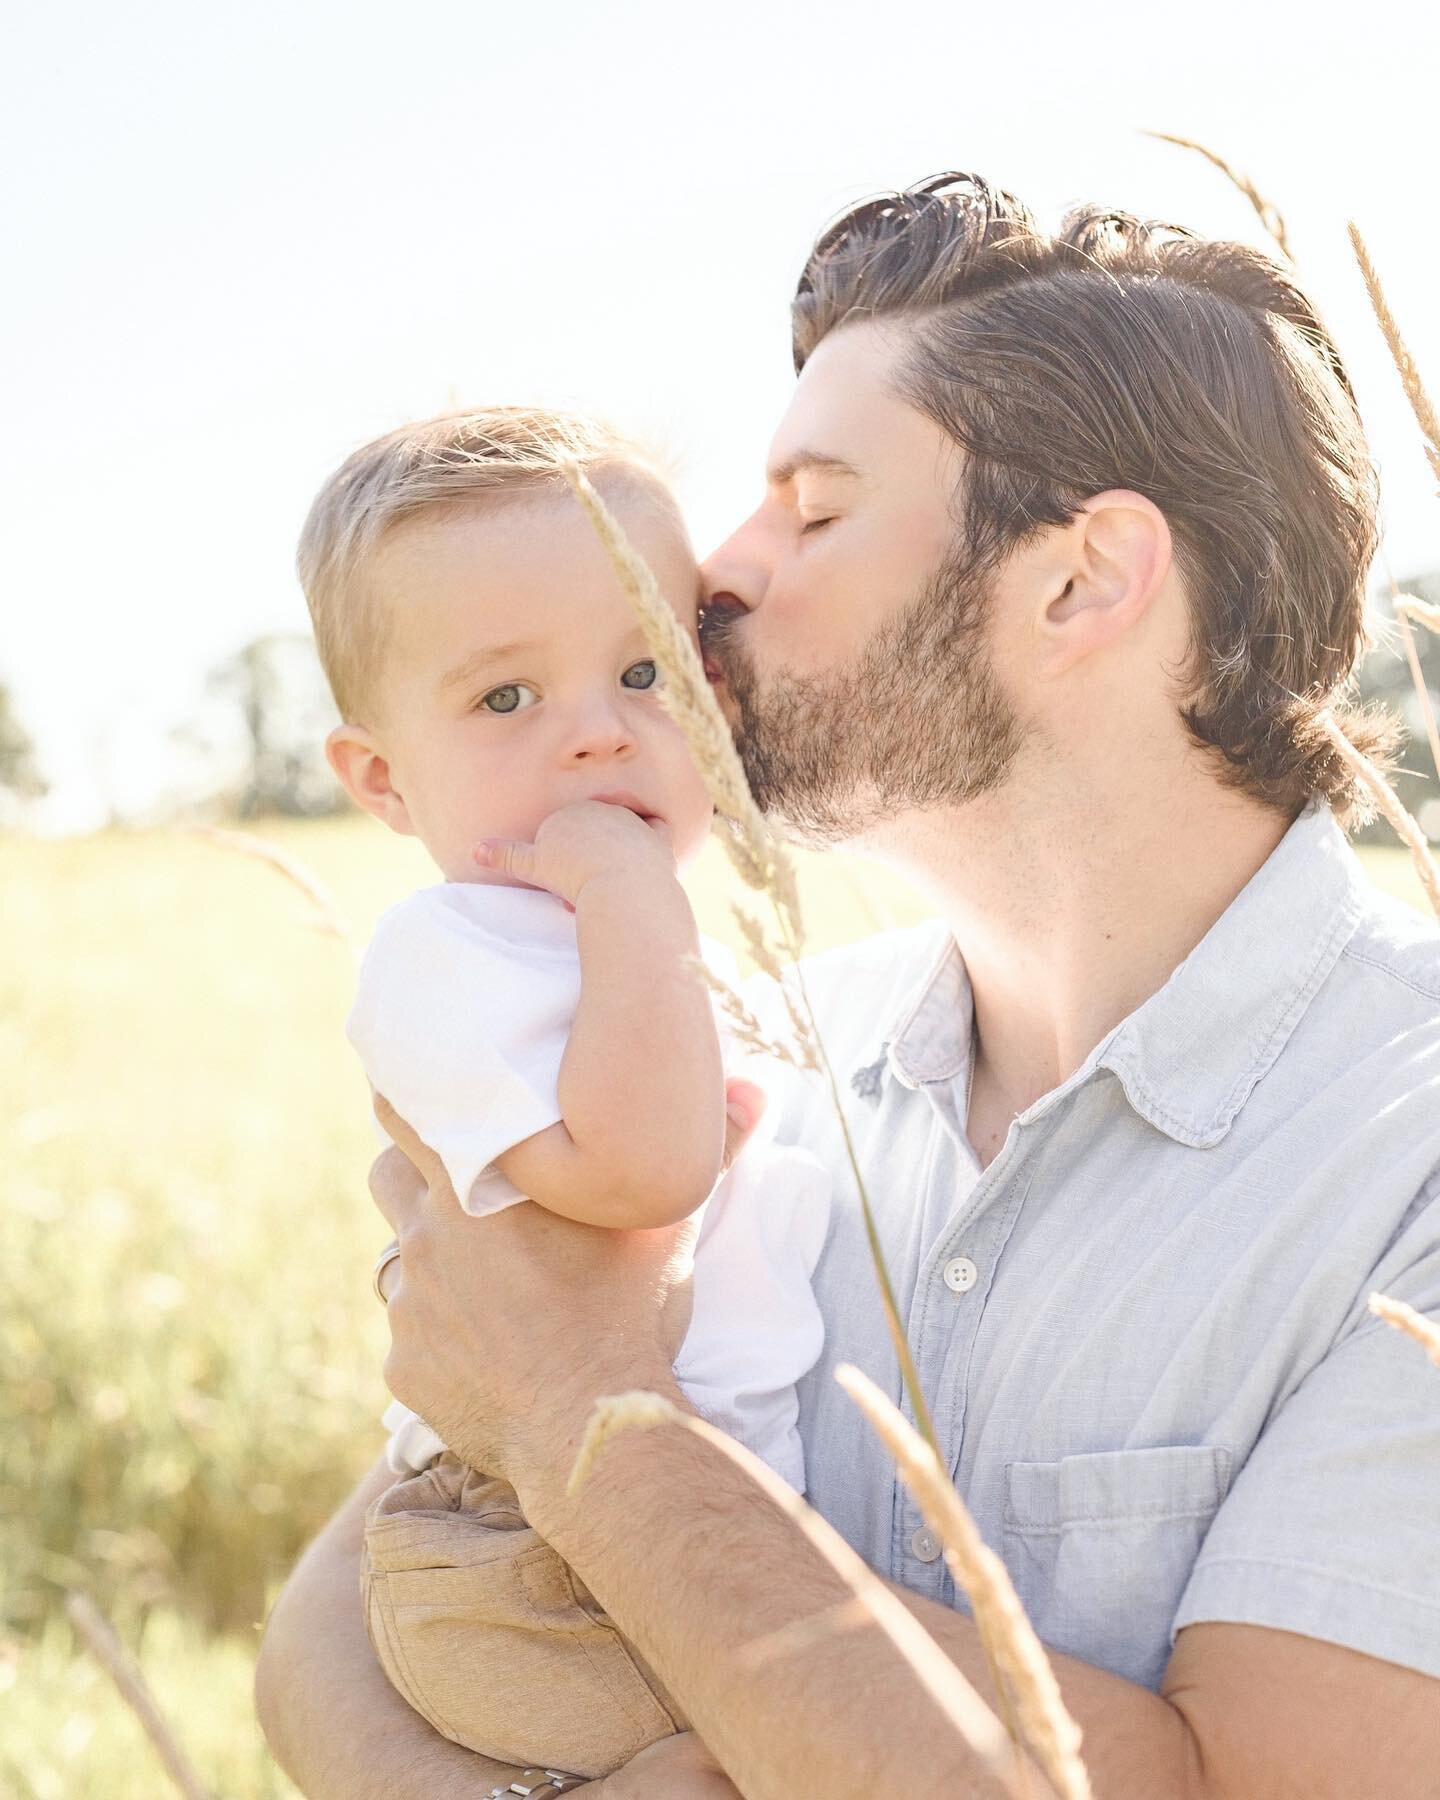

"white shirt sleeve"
[346, 888, 579, 1215]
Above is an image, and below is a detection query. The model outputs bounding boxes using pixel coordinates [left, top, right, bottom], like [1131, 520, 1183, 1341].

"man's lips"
[698, 595, 745, 685]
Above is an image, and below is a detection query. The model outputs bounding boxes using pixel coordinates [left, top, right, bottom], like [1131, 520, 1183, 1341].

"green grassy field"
[1, 819, 1429, 1798]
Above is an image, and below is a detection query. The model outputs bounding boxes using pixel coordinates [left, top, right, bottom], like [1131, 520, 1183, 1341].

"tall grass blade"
[1369, 1293, 1440, 1370]
[1348, 224, 1440, 500]
[836, 1365, 1092, 1800]
[558, 460, 945, 1460]
[1143, 133, 1292, 259]
[65, 1594, 215, 1800]
[1319, 714, 1440, 919]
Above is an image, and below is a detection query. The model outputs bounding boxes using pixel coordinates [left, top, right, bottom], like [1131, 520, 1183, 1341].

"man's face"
[700, 320, 1027, 844]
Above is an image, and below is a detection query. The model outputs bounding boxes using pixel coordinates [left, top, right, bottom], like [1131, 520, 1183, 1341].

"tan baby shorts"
[362, 1451, 689, 1780]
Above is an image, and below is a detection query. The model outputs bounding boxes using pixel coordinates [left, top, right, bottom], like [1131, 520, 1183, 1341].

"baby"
[299, 406, 831, 1779]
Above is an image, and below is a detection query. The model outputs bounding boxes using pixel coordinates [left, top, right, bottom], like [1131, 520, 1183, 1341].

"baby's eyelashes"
[478, 682, 539, 714]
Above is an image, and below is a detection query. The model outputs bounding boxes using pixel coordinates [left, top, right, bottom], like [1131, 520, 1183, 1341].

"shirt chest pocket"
[1001, 1444, 1233, 1692]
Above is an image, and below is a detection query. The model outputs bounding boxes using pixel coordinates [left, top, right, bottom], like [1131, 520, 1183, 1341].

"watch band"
[484, 1771, 587, 1797]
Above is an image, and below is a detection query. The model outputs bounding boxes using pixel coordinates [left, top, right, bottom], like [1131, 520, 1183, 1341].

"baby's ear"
[326, 724, 416, 835]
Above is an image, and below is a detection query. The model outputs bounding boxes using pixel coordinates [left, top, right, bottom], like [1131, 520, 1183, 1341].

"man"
[256, 174, 1440, 1797]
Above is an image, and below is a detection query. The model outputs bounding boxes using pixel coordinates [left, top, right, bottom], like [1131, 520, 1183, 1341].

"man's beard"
[701, 549, 1026, 845]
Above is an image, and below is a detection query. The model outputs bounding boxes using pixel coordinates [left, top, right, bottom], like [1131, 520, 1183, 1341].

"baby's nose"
[562, 699, 636, 763]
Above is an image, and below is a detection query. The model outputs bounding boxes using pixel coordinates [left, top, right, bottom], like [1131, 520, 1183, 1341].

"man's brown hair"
[792, 173, 1392, 821]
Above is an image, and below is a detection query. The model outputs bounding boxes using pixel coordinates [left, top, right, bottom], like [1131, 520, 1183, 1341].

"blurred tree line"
[0, 685, 48, 817]
[184, 631, 349, 820]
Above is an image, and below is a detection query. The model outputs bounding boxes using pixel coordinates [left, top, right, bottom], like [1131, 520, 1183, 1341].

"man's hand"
[369, 1079, 764, 1489]
[476, 798, 677, 907]
[583, 1733, 741, 1798]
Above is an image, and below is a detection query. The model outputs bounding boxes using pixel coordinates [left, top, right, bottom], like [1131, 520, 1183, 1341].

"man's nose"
[700, 509, 772, 617]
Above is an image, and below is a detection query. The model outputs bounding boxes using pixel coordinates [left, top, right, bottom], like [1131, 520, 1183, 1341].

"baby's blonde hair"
[298, 405, 682, 721]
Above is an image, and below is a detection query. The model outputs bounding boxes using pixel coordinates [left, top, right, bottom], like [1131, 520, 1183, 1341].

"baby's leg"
[362, 1452, 687, 1780]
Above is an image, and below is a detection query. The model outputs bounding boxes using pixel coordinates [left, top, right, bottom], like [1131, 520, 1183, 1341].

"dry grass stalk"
[556, 459, 803, 937]
[690, 956, 817, 1071]
[567, 1392, 1037, 1798]
[184, 824, 356, 952]
[1156, 147, 1439, 855]
[836, 1365, 1092, 1800]
[562, 456, 945, 1459]
[1393, 600, 1440, 782]
[1370, 1293, 1440, 1369]
[730, 905, 825, 1070]
[65, 1593, 215, 1800]
[1144, 133, 1292, 260]
[1319, 715, 1440, 919]
[731, 901, 785, 983]
[1349, 224, 1440, 499]
[1398, 597, 1440, 636]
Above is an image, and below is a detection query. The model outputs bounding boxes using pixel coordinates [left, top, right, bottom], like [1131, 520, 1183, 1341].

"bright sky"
[5, 0, 1439, 827]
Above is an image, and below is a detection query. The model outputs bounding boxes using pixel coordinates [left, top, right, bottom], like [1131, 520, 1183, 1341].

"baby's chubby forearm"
[561, 866, 725, 1218]
[482, 801, 727, 1228]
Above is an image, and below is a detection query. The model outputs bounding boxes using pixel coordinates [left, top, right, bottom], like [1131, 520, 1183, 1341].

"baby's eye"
[621, 660, 660, 691]
[479, 682, 538, 714]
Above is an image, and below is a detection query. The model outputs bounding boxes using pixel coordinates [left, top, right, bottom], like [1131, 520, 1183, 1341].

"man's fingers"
[369, 1143, 425, 1232]
[721, 1077, 767, 1173]
[375, 1246, 402, 1303]
[372, 1094, 464, 1215]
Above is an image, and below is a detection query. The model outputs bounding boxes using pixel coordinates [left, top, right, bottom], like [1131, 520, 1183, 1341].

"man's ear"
[1037, 490, 1172, 678]
[326, 723, 417, 836]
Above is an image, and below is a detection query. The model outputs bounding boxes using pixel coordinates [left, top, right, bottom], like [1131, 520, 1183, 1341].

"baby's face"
[364, 488, 715, 884]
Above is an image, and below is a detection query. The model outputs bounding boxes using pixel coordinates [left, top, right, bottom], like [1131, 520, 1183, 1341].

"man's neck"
[861, 759, 1295, 1168]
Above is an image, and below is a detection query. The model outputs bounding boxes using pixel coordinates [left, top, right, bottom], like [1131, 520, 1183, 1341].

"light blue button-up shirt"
[767, 805, 1440, 1689]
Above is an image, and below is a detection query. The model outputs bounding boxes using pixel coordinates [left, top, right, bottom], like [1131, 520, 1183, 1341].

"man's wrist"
[510, 1365, 691, 1538]
[482, 1770, 588, 1796]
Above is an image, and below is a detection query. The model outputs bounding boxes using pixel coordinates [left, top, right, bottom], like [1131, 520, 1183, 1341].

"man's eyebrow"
[765, 450, 862, 489]
[438, 642, 535, 692]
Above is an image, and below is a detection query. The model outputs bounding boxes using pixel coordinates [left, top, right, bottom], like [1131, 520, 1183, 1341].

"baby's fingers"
[475, 838, 542, 886]
[720, 1077, 766, 1173]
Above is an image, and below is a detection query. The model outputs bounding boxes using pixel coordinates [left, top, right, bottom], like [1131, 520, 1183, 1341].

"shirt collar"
[871, 805, 1369, 1149]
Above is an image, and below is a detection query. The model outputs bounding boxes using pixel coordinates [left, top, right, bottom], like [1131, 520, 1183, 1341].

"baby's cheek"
[671, 776, 718, 865]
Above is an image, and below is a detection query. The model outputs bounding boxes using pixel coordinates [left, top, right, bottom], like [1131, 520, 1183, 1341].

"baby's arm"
[482, 800, 727, 1229]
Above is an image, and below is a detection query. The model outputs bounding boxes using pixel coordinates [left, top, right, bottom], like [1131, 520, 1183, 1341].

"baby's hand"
[476, 799, 677, 905]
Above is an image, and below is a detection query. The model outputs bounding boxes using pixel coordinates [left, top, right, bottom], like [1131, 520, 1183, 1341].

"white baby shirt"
[347, 882, 832, 1492]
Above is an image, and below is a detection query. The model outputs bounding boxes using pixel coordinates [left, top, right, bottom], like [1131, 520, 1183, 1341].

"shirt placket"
[890, 1082, 1044, 1596]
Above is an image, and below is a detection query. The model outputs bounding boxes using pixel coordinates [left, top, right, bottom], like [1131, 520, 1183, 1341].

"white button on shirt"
[911, 1528, 943, 1563]
[942, 1256, 978, 1294]
[751, 805, 1440, 1693]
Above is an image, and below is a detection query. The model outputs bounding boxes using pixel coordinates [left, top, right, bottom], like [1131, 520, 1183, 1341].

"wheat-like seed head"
[564, 1390, 1036, 1796]
[557, 458, 803, 938]
[689, 957, 816, 1070]
[836, 1364, 1092, 1800]
[567, 1391, 683, 1496]
[1369, 1293, 1440, 1370]
[731, 903, 785, 983]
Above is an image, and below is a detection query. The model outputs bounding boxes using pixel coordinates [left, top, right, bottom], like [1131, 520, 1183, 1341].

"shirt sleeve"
[346, 893, 564, 1215]
[1172, 1173, 1440, 1677]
